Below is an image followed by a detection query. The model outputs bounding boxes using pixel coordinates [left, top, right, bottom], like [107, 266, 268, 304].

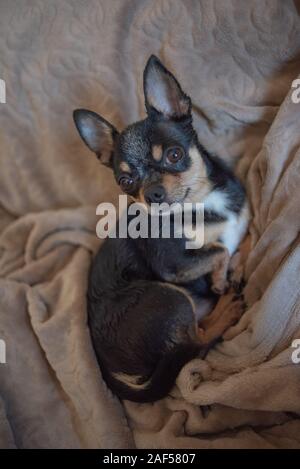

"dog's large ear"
[73, 109, 118, 167]
[143, 55, 191, 119]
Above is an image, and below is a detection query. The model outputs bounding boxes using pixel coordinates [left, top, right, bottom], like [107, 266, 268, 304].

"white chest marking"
[203, 190, 250, 255]
[203, 190, 228, 214]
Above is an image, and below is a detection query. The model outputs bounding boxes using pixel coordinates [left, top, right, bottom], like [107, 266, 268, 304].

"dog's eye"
[118, 175, 134, 192]
[166, 147, 184, 164]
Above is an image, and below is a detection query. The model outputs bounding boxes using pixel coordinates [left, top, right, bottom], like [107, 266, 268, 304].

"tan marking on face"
[162, 173, 184, 201]
[131, 187, 147, 206]
[182, 146, 211, 203]
[138, 187, 146, 204]
[161, 146, 211, 203]
[152, 144, 163, 162]
[119, 161, 131, 173]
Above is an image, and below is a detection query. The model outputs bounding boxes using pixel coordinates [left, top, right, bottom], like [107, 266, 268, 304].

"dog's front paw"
[211, 278, 229, 295]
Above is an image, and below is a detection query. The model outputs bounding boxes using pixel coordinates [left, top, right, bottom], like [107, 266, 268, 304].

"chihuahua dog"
[73, 56, 249, 402]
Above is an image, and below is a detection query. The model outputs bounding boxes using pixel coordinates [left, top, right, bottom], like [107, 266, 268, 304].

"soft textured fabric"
[0, 0, 300, 448]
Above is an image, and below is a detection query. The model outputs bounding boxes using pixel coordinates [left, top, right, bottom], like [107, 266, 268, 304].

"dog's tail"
[102, 342, 211, 403]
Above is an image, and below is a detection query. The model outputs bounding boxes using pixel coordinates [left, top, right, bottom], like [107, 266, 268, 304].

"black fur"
[88, 213, 215, 402]
[73, 55, 247, 402]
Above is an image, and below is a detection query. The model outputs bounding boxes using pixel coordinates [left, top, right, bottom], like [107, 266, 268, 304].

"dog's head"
[73, 55, 211, 206]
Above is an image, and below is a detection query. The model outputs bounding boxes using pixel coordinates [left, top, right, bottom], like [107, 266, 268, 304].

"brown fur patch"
[152, 144, 163, 162]
[198, 292, 244, 345]
[182, 146, 211, 203]
[132, 188, 146, 205]
[161, 146, 211, 203]
[139, 190, 146, 205]
[119, 161, 131, 173]
[162, 173, 185, 201]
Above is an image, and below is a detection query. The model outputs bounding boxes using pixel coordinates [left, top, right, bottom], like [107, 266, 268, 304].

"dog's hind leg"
[196, 291, 245, 346]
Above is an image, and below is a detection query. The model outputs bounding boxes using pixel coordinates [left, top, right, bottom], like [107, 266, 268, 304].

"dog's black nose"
[144, 185, 166, 204]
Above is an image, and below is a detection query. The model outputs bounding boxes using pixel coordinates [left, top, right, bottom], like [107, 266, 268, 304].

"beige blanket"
[0, 0, 300, 449]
